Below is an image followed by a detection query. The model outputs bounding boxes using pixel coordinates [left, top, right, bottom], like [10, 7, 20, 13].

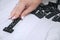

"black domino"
[3, 17, 21, 33]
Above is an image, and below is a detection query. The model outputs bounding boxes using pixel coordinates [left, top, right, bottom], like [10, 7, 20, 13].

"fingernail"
[12, 16, 16, 19]
[8, 16, 12, 19]
[21, 16, 24, 20]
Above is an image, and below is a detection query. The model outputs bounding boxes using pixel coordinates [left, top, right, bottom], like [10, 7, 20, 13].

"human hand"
[9, 0, 42, 19]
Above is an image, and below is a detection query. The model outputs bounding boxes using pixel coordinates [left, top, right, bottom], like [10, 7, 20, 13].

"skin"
[10, 0, 42, 19]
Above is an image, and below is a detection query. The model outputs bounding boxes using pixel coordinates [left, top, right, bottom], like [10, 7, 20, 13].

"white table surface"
[0, 0, 60, 40]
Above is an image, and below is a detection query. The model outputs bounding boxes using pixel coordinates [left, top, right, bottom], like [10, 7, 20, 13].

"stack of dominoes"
[32, 0, 60, 22]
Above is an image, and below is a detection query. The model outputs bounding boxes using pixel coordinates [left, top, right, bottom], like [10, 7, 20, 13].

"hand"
[10, 0, 42, 19]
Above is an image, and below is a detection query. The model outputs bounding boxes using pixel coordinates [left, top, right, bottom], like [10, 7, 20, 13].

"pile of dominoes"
[32, 0, 60, 22]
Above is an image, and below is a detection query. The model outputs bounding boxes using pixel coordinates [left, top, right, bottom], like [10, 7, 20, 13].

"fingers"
[10, 3, 26, 19]
[10, 0, 41, 20]
[21, 4, 37, 18]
